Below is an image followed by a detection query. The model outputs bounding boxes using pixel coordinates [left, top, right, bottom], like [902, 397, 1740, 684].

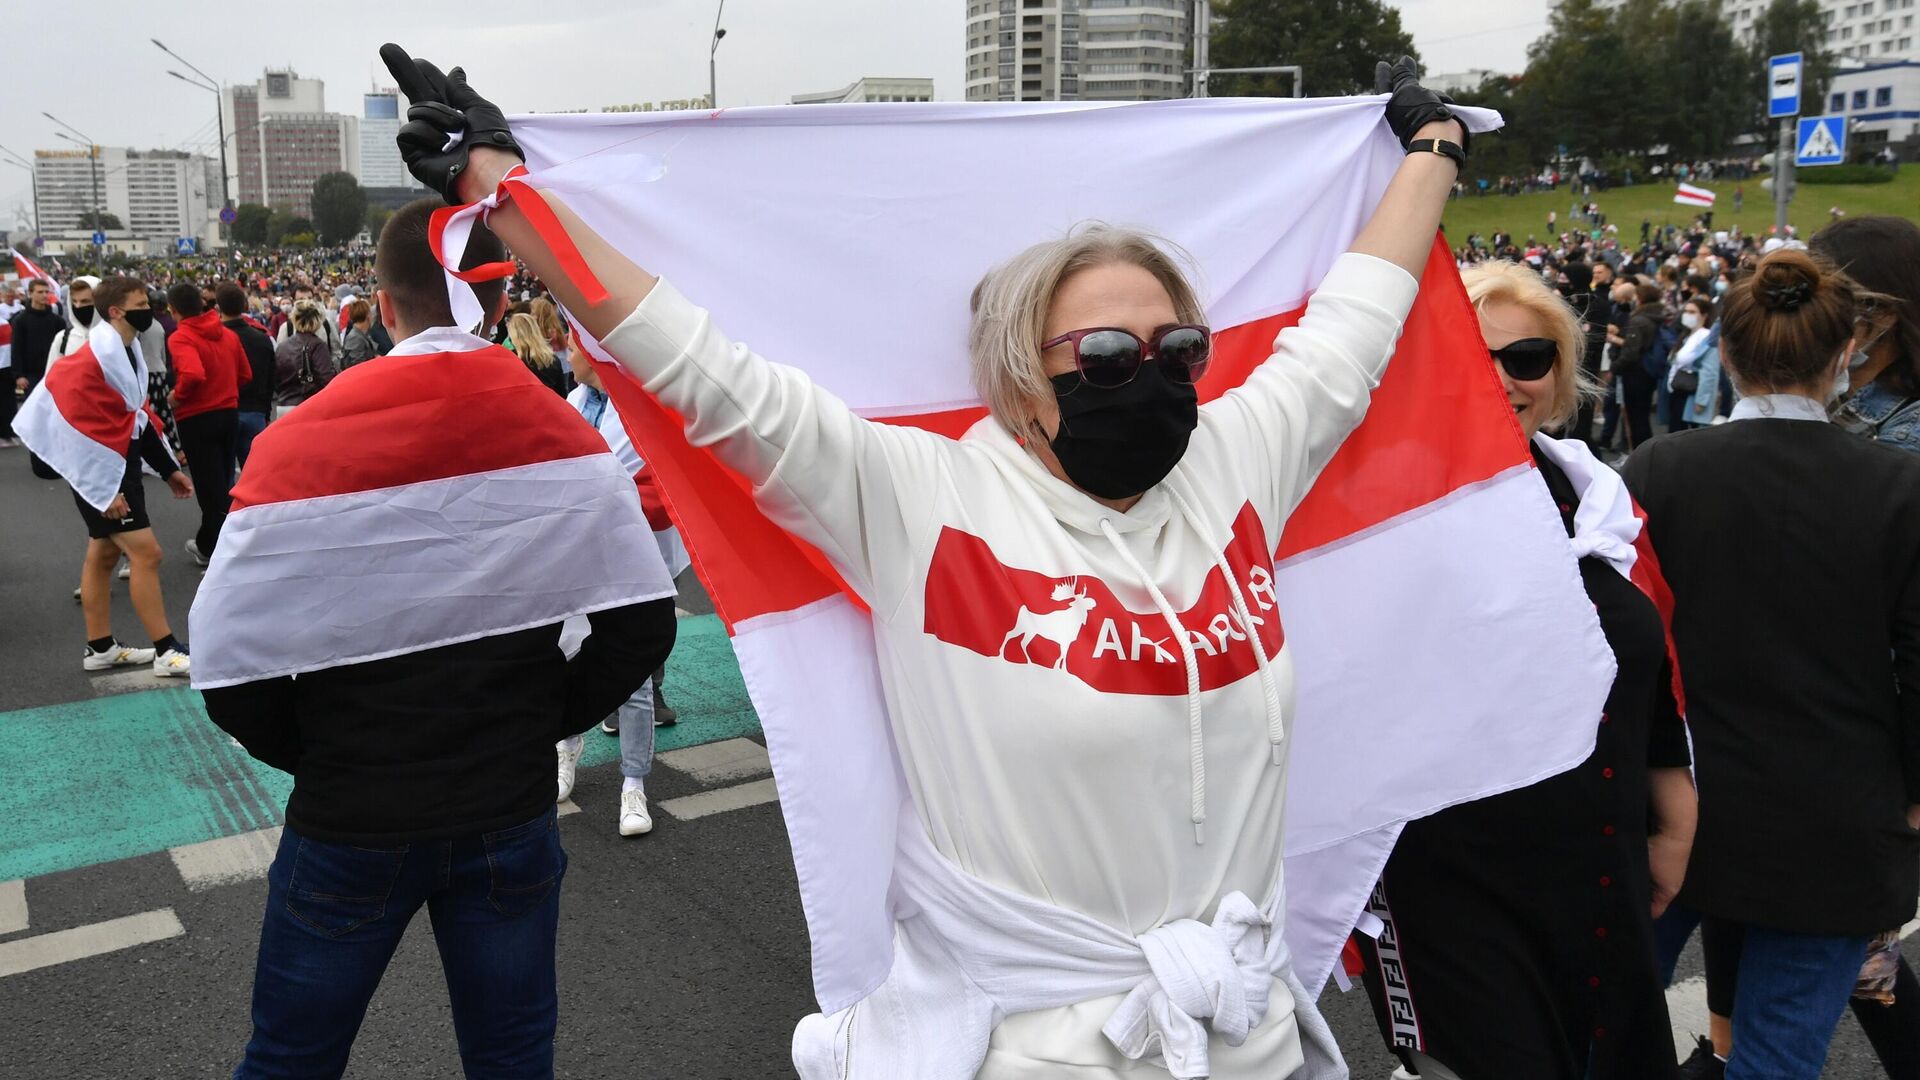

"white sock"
[622, 777, 645, 795]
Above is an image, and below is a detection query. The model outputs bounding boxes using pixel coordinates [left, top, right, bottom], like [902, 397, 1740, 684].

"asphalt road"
[0, 451, 1907, 1079]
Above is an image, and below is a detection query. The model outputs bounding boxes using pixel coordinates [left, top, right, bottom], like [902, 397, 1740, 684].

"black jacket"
[9, 304, 67, 383]
[1624, 418, 1920, 934]
[203, 601, 675, 844]
[223, 317, 277, 414]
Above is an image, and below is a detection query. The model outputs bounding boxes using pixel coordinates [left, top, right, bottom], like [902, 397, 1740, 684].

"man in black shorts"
[19, 276, 197, 676]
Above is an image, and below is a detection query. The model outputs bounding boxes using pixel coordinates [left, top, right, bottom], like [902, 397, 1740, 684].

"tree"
[1208, 0, 1418, 97]
[75, 210, 123, 231]
[1748, 0, 1837, 129]
[310, 172, 369, 246]
[265, 207, 312, 247]
[365, 204, 393, 242]
[1653, 0, 1752, 158]
[231, 203, 271, 246]
[1509, 0, 1646, 161]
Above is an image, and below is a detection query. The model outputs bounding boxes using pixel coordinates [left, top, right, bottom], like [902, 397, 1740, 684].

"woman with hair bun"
[1623, 248, 1920, 1080]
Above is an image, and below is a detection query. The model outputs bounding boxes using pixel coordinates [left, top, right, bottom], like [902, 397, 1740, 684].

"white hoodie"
[47, 275, 100, 366]
[600, 250, 1418, 1076]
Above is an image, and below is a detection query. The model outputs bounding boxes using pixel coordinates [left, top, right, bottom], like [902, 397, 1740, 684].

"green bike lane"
[0, 613, 761, 885]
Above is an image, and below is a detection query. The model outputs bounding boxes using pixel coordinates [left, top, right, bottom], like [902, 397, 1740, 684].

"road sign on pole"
[175, 237, 198, 255]
[1768, 52, 1803, 119]
[218, 206, 237, 225]
[91, 230, 106, 246]
[1795, 116, 1847, 166]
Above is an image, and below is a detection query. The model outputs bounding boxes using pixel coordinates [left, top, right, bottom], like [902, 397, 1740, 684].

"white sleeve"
[597, 279, 947, 608]
[1197, 252, 1419, 525]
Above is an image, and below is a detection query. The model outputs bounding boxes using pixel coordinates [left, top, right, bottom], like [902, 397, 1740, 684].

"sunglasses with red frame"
[1041, 324, 1213, 390]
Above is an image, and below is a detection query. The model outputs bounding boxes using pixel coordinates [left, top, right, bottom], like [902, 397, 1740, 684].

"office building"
[360, 91, 422, 190]
[1825, 59, 1920, 147]
[793, 77, 936, 104]
[1578, 0, 1916, 62]
[965, 0, 1190, 103]
[33, 146, 220, 251]
[222, 69, 360, 217]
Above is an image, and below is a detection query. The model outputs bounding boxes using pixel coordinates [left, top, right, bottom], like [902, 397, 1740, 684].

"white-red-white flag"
[1675, 182, 1716, 208]
[10, 247, 51, 285]
[187, 327, 677, 688]
[479, 98, 1614, 1013]
[13, 321, 169, 509]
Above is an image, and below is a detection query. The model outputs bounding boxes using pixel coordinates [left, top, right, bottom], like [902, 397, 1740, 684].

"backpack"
[1641, 322, 1678, 378]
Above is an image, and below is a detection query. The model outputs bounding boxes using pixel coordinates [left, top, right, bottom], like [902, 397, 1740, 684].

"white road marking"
[657, 738, 772, 785]
[0, 909, 184, 978]
[558, 799, 581, 818]
[0, 880, 26, 935]
[168, 828, 282, 891]
[87, 669, 163, 698]
[674, 607, 693, 619]
[659, 778, 780, 821]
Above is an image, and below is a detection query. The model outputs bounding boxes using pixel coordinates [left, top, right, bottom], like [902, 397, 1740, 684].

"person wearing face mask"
[1623, 248, 1920, 1080]
[384, 44, 1469, 1080]
[12, 275, 195, 678]
[47, 276, 100, 364]
[1354, 260, 1693, 1080]
[1666, 297, 1720, 431]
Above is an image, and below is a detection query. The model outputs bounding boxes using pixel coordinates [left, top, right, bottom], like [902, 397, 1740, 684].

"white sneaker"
[556, 738, 584, 803]
[115, 558, 130, 580]
[184, 538, 209, 567]
[619, 787, 653, 836]
[152, 648, 191, 677]
[83, 643, 156, 671]
[599, 715, 618, 735]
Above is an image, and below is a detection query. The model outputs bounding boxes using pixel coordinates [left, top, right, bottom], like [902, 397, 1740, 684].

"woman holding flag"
[381, 45, 1469, 1080]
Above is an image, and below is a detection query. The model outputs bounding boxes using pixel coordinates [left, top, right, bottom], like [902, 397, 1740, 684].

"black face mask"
[72, 304, 94, 327]
[1045, 361, 1198, 500]
[122, 308, 155, 333]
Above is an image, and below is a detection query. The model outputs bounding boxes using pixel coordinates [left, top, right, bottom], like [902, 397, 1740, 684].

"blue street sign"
[219, 206, 238, 225]
[31, 236, 41, 249]
[1768, 52, 1803, 120]
[90, 230, 106, 245]
[1795, 115, 1847, 167]
[175, 237, 198, 255]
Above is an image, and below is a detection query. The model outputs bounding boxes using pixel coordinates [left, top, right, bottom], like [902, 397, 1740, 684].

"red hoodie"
[169, 309, 250, 420]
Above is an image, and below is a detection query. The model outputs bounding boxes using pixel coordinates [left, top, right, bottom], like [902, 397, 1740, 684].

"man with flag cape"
[189, 200, 680, 1077]
[385, 46, 1616, 1080]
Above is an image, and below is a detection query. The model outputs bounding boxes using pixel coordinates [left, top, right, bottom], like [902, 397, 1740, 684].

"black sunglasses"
[1042, 324, 1213, 389]
[1490, 338, 1558, 382]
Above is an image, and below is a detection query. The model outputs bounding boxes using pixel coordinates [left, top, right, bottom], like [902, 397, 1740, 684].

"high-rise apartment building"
[1577, 0, 1916, 62]
[222, 69, 360, 217]
[34, 147, 219, 243]
[965, 0, 1190, 103]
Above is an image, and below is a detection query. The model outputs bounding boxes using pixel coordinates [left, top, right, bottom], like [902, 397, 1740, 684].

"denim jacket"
[1833, 380, 1920, 454]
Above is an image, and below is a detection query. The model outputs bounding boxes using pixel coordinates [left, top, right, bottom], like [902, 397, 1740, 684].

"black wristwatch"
[1406, 138, 1467, 169]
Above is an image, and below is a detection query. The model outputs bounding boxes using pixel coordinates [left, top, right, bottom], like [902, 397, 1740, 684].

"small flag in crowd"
[10, 246, 51, 284]
[1674, 182, 1717, 208]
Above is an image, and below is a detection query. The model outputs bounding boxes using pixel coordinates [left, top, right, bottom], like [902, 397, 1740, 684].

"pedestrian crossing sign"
[1796, 116, 1846, 167]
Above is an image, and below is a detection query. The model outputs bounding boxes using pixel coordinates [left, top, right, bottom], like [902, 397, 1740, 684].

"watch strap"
[1406, 138, 1467, 168]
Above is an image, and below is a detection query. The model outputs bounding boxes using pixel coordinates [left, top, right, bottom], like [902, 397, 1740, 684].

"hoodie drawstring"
[1098, 516, 1207, 845]
[1168, 489, 1287, 766]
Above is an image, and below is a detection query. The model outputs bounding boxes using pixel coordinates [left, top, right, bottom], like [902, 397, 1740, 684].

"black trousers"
[176, 408, 237, 556]
[1618, 367, 1656, 450]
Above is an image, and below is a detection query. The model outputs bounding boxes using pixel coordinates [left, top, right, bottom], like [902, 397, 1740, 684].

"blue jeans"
[618, 677, 656, 781]
[235, 410, 268, 470]
[1721, 924, 1870, 1080]
[234, 809, 566, 1079]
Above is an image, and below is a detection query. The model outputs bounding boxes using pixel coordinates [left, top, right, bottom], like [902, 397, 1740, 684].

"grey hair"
[969, 222, 1205, 435]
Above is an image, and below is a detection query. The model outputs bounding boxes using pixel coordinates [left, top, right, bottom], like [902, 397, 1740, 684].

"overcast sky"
[1, 0, 1548, 229]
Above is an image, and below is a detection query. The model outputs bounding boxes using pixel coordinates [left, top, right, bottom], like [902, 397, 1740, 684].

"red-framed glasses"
[1042, 324, 1213, 389]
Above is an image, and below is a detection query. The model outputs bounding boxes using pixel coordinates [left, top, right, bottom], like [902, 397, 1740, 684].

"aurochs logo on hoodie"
[921, 502, 1284, 696]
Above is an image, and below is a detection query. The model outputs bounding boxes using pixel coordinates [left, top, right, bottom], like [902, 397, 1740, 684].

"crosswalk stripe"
[657, 738, 772, 785]
[659, 778, 779, 821]
[0, 909, 184, 978]
[0, 880, 26, 936]
[169, 828, 282, 891]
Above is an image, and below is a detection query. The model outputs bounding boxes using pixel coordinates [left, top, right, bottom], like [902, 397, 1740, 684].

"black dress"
[1358, 445, 1690, 1080]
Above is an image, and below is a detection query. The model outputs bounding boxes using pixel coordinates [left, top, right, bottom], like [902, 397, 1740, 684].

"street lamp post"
[0, 144, 42, 246]
[153, 39, 231, 241]
[44, 113, 103, 257]
[710, 0, 727, 109]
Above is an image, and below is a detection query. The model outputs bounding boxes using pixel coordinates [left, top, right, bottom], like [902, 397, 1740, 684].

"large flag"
[10, 247, 51, 285]
[188, 327, 677, 689]
[484, 97, 1615, 1011]
[12, 320, 167, 510]
[1674, 182, 1716, 208]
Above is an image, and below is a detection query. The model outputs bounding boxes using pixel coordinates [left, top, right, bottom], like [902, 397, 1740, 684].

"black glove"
[1374, 55, 1468, 156]
[379, 43, 523, 203]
